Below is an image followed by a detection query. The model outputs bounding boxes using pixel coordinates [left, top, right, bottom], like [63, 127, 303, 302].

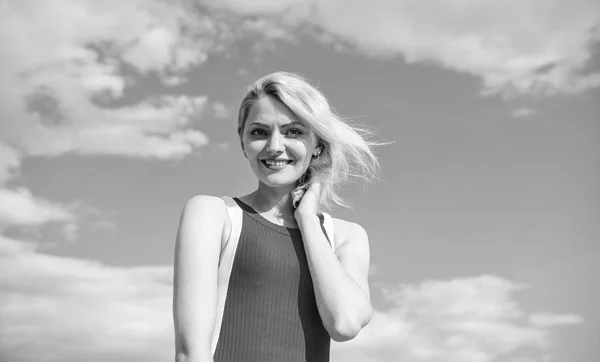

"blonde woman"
[173, 72, 380, 362]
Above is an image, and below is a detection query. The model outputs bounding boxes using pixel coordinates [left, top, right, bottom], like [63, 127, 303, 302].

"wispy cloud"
[0, 238, 582, 362]
[0, 142, 22, 186]
[529, 313, 584, 327]
[512, 107, 538, 119]
[211, 101, 232, 120]
[203, 0, 600, 97]
[0, 188, 76, 231]
[332, 275, 583, 362]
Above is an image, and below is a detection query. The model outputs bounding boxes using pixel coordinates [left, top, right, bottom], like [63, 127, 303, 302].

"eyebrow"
[247, 121, 307, 128]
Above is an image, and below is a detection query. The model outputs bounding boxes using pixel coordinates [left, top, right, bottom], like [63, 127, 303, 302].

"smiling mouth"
[262, 159, 294, 167]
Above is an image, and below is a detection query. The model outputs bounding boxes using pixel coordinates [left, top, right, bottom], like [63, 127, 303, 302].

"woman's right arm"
[173, 195, 228, 362]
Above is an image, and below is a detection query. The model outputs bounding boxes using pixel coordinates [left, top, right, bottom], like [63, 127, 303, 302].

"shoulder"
[183, 194, 226, 210]
[180, 195, 230, 218]
[178, 195, 230, 234]
[175, 195, 231, 256]
[330, 217, 369, 249]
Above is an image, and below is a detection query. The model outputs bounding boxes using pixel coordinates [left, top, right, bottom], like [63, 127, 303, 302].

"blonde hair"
[237, 71, 380, 210]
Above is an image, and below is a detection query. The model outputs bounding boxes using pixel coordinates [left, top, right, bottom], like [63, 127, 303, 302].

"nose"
[266, 132, 284, 155]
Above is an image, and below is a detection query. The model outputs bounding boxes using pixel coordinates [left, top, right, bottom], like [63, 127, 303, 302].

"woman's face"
[242, 96, 319, 189]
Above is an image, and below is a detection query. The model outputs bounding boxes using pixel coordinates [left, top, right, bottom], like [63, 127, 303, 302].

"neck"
[247, 182, 295, 217]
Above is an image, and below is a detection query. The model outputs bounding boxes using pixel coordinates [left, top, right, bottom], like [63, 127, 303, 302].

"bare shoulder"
[177, 195, 230, 248]
[330, 217, 369, 249]
[183, 194, 227, 213]
[181, 195, 229, 222]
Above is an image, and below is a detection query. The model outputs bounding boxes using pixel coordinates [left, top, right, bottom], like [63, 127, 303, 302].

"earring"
[313, 148, 321, 159]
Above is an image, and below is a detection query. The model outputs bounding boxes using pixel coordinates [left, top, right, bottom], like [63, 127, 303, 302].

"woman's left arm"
[295, 185, 373, 342]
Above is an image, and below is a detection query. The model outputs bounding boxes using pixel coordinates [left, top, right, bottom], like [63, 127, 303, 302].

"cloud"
[203, 0, 600, 96]
[0, 237, 582, 362]
[0, 0, 217, 247]
[0, 188, 76, 231]
[331, 275, 583, 362]
[529, 313, 584, 327]
[211, 101, 232, 120]
[0, 0, 217, 163]
[18, 91, 209, 159]
[0, 235, 174, 362]
[512, 107, 538, 119]
[0, 142, 22, 186]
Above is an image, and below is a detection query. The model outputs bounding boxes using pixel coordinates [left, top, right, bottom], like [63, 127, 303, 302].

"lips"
[261, 159, 294, 168]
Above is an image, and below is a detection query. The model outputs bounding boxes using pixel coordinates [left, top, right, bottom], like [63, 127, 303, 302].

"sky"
[0, 1, 599, 362]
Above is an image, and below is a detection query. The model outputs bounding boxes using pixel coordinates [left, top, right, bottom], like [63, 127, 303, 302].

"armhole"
[218, 196, 242, 253]
[322, 212, 336, 253]
[213, 196, 242, 355]
[218, 196, 233, 260]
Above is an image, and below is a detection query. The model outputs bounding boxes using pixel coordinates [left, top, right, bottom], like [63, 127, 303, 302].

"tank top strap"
[213, 196, 243, 356]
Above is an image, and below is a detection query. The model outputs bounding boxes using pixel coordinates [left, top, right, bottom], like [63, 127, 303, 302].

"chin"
[260, 174, 300, 188]
[250, 162, 304, 188]
[254, 170, 302, 189]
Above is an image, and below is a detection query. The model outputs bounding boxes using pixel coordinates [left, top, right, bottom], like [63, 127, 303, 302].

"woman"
[173, 71, 380, 362]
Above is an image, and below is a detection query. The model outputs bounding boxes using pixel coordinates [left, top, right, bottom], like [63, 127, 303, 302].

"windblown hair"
[237, 71, 380, 210]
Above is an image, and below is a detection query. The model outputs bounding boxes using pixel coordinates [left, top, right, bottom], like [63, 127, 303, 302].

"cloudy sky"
[1, 1, 599, 361]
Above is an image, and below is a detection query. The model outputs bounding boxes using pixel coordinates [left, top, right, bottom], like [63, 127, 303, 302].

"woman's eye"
[287, 128, 303, 136]
[250, 129, 267, 136]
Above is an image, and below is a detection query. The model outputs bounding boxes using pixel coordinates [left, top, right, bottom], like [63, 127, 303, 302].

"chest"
[230, 215, 309, 287]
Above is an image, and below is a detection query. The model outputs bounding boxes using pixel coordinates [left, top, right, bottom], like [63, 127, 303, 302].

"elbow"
[329, 323, 362, 342]
[174, 334, 212, 362]
[175, 349, 212, 362]
[174, 340, 192, 362]
[175, 351, 190, 362]
[328, 307, 373, 342]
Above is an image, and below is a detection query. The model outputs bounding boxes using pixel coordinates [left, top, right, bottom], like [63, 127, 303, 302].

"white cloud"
[0, 1, 219, 244]
[19, 94, 210, 160]
[0, 188, 76, 230]
[0, 235, 174, 362]
[203, 0, 600, 96]
[0, 0, 216, 163]
[331, 275, 583, 362]
[512, 107, 538, 119]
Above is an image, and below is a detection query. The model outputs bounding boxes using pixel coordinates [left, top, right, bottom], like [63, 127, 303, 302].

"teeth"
[264, 160, 290, 166]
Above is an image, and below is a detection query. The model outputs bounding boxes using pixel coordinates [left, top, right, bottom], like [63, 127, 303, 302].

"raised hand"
[293, 182, 321, 221]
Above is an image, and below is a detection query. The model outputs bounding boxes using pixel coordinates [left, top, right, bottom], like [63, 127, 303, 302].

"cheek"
[242, 138, 263, 156]
[289, 143, 313, 169]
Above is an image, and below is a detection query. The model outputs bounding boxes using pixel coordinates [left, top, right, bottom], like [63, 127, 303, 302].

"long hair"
[237, 71, 380, 211]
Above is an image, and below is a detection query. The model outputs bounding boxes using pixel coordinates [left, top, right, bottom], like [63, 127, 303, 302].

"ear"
[313, 144, 323, 156]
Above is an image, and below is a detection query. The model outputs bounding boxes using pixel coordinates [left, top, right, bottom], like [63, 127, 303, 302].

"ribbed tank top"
[213, 198, 331, 362]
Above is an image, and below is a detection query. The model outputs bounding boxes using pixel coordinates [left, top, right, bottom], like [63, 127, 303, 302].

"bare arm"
[297, 215, 373, 342]
[173, 195, 227, 362]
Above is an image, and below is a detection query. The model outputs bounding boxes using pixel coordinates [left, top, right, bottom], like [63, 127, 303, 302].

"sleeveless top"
[213, 198, 331, 362]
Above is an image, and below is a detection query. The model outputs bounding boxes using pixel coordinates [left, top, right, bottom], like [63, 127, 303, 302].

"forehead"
[246, 96, 305, 127]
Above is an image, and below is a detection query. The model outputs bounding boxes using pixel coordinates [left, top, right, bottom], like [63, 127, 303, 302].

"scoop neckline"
[233, 197, 301, 235]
